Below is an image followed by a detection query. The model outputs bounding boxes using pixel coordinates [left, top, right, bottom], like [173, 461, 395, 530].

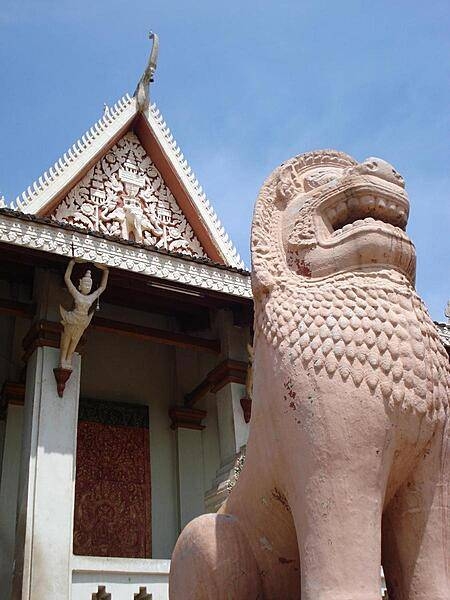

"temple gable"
[52, 132, 206, 258]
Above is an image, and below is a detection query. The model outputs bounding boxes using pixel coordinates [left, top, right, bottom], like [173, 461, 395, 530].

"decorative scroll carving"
[226, 449, 246, 492]
[53, 132, 206, 258]
[73, 399, 151, 558]
[134, 587, 152, 600]
[92, 586, 111, 600]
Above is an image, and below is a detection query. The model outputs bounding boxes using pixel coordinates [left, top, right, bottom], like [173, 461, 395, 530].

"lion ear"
[251, 266, 275, 296]
[251, 233, 276, 294]
[250, 172, 288, 296]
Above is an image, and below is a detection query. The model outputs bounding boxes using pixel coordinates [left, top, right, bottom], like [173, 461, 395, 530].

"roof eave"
[0, 208, 252, 299]
[11, 92, 244, 270]
[19, 95, 137, 215]
[141, 105, 244, 269]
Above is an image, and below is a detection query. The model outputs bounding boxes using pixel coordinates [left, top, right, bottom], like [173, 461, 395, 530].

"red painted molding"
[22, 319, 63, 362]
[169, 406, 207, 430]
[0, 380, 25, 419]
[184, 359, 247, 407]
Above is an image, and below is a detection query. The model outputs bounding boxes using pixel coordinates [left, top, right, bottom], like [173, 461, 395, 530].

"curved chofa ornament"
[59, 258, 109, 370]
[169, 150, 450, 599]
[135, 31, 159, 112]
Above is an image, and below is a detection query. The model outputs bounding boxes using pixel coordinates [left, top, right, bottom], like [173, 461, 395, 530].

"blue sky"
[1, 1, 448, 319]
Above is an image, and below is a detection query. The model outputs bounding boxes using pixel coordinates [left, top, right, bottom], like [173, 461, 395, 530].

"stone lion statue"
[169, 151, 449, 599]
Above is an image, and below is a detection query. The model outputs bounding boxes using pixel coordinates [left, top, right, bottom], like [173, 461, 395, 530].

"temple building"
[1, 39, 448, 600]
[0, 39, 252, 600]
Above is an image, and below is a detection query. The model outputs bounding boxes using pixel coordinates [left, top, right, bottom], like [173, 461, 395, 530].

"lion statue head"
[252, 150, 415, 289]
[251, 150, 447, 418]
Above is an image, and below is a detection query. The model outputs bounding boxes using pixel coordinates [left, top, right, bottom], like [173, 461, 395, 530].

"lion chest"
[256, 284, 449, 417]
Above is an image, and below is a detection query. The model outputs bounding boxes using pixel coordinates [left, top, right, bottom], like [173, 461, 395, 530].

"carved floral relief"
[53, 132, 206, 258]
[73, 399, 151, 558]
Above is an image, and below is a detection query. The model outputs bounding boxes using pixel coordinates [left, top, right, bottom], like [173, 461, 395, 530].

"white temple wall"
[201, 393, 221, 493]
[0, 266, 249, 600]
[12, 347, 81, 600]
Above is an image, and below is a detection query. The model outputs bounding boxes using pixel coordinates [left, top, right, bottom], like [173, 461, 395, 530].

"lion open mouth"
[322, 193, 409, 238]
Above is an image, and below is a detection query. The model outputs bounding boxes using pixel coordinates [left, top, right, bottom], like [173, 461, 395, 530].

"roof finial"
[135, 31, 159, 113]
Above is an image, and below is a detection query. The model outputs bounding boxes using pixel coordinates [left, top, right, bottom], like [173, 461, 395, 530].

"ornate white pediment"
[52, 132, 206, 259]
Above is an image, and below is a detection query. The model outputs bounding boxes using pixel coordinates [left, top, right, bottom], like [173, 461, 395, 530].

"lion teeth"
[324, 193, 408, 235]
[330, 217, 408, 239]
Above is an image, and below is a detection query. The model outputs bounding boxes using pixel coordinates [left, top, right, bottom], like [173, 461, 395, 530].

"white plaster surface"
[216, 384, 237, 465]
[176, 428, 205, 529]
[230, 383, 249, 452]
[12, 347, 81, 600]
[201, 393, 221, 493]
[72, 556, 170, 600]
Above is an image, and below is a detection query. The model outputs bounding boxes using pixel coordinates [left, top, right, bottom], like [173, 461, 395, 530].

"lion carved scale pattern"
[169, 150, 449, 600]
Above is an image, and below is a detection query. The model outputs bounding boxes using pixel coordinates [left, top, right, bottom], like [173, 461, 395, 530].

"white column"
[216, 381, 248, 462]
[12, 346, 80, 600]
[214, 309, 250, 460]
[169, 407, 206, 530]
[0, 403, 24, 599]
[205, 380, 248, 512]
[176, 428, 205, 529]
[205, 310, 250, 511]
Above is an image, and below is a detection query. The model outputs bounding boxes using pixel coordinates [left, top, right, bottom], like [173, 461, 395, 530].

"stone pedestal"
[205, 381, 248, 511]
[204, 310, 250, 511]
[12, 346, 81, 600]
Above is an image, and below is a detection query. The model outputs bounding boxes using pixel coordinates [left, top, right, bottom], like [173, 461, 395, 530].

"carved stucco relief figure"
[59, 258, 108, 369]
[53, 132, 206, 258]
[169, 151, 450, 599]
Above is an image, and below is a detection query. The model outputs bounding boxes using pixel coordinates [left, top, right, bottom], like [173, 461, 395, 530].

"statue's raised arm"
[63, 258, 78, 299]
[90, 263, 109, 300]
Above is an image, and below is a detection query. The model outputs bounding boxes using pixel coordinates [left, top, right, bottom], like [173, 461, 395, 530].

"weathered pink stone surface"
[169, 151, 450, 599]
